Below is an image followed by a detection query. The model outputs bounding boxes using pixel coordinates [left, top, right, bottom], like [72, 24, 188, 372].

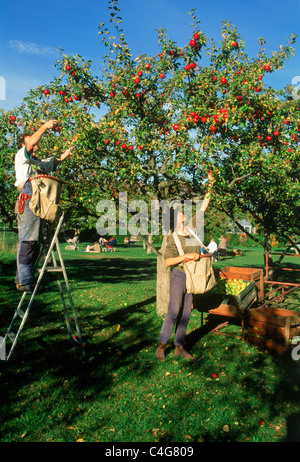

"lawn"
[0, 236, 300, 443]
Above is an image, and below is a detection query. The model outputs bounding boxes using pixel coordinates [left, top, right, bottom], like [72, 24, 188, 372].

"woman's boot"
[156, 343, 166, 361]
[174, 345, 194, 359]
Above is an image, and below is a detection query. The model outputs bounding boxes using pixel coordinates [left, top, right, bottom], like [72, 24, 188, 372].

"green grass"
[0, 239, 299, 443]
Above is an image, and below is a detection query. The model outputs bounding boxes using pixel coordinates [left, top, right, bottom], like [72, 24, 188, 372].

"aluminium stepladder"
[1, 212, 86, 362]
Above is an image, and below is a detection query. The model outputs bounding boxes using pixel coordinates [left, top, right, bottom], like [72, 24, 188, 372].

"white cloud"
[8, 40, 58, 57]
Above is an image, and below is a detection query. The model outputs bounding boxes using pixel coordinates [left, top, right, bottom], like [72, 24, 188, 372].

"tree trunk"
[138, 233, 170, 317]
[143, 233, 153, 254]
[264, 231, 273, 280]
[147, 234, 153, 254]
[156, 236, 170, 317]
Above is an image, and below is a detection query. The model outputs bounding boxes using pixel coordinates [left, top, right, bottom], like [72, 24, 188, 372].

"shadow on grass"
[63, 256, 157, 285]
[1, 248, 299, 442]
[0, 272, 161, 434]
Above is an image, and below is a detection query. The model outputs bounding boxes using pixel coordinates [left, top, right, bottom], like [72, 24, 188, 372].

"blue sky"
[1, 0, 299, 111]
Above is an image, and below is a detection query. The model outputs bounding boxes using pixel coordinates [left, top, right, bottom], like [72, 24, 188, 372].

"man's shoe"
[174, 345, 195, 360]
[17, 283, 44, 294]
[17, 284, 35, 293]
[156, 343, 166, 361]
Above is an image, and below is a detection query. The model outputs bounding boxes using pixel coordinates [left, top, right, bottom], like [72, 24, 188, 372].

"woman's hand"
[184, 253, 200, 262]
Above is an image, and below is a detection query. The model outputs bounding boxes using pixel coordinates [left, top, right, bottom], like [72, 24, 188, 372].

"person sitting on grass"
[86, 242, 101, 253]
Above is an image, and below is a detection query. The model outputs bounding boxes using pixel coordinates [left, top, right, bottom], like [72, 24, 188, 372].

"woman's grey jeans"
[159, 268, 193, 346]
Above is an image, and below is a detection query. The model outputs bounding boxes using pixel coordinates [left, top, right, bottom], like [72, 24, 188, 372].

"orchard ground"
[0, 234, 299, 443]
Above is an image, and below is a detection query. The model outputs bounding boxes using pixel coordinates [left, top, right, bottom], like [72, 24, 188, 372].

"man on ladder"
[3, 120, 86, 361]
[15, 119, 73, 293]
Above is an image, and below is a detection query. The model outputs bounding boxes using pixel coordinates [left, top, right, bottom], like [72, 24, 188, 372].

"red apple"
[274, 130, 280, 136]
[134, 77, 140, 84]
[263, 64, 271, 72]
[232, 41, 238, 47]
[189, 39, 196, 47]
[173, 124, 179, 131]
[193, 32, 200, 40]
[10, 115, 16, 122]
[43, 89, 50, 95]
[220, 78, 227, 84]
[159, 73, 165, 79]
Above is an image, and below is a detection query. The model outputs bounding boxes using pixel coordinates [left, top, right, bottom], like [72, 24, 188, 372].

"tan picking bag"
[29, 174, 63, 222]
[173, 227, 216, 294]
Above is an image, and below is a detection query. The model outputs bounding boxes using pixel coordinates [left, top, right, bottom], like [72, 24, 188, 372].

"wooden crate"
[209, 281, 257, 316]
[219, 266, 264, 301]
[247, 306, 300, 353]
[230, 281, 257, 314]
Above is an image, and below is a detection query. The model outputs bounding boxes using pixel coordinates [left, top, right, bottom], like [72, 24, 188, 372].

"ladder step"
[7, 332, 16, 342]
[46, 267, 63, 272]
[16, 309, 25, 318]
[39, 267, 63, 273]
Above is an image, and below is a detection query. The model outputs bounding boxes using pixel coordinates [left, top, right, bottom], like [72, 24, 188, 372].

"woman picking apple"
[156, 173, 213, 360]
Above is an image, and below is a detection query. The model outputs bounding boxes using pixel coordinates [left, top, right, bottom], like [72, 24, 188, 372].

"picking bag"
[29, 175, 63, 222]
[173, 228, 216, 294]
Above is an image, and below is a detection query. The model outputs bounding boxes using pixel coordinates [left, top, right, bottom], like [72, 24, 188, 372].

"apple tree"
[53, 2, 299, 257]
[1, 0, 299, 261]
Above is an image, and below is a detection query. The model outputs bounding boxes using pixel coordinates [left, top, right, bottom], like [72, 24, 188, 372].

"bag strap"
[173, 231, 184, 256]
[173, 228, 209, 256]
[185, 227, 209, 252]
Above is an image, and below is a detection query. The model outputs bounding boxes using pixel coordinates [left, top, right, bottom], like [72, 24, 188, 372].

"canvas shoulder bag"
[29, 174, 63, 222]
[173, 228, 216, 294]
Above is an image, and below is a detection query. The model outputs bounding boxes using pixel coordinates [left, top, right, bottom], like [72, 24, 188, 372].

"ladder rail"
[4, 212, 85, 361]
[54, 239, 85, 357]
